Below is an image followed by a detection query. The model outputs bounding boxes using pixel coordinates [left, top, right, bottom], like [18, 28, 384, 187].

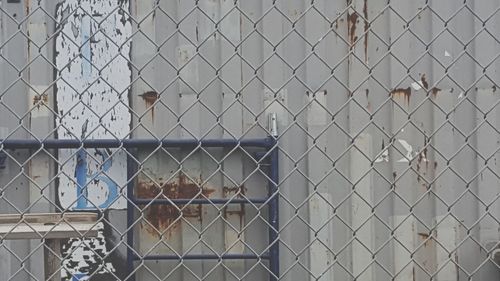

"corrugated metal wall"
[1, 0, 500, 280]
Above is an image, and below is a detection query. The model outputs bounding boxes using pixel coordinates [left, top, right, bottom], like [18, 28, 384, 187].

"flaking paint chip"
[411, 82, 422, 91]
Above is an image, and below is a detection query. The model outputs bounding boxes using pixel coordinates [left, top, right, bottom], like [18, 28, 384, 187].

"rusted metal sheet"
[2, 0, 500, 280]
[136, 173, 215, 236]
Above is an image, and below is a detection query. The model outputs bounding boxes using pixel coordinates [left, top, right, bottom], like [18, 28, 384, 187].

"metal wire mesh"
[1, 0, 500, 280]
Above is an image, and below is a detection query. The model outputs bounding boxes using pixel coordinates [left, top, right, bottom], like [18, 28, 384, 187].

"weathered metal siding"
[1, 0, 500, 280]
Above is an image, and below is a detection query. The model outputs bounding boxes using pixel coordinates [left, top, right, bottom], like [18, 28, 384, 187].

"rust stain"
[136, 173, 215, 237]
[363, 0, 369, 62]
[421, 74, 429, 89]
[348, 12, 359, 49]
[424, 148, 429, 170]
[139, 91, 159, 121]
[25, 0, 30, 18]
[418, 232, 430, 248]
[32, 93, 48, 109]
[416, 162, 421, 182]
[391, 87, 411, 105]
[431, 87, 441, 98]
[365, 89, 371, 112]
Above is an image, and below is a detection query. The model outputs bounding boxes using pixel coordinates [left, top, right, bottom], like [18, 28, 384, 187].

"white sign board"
[55, 0, 131, 210]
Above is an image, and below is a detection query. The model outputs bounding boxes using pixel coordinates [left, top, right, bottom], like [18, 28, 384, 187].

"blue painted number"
[75, 148, 118, 209]
[72, 273, 89, 281]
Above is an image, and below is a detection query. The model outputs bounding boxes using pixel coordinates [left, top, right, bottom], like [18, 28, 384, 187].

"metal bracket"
[268, 113, 278, 137]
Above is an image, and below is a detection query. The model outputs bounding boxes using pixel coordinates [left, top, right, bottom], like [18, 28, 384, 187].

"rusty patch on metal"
[139, 91, 159, 121]
[363, 0, 369, 62]
[136, 173, 215, 237]
[348, 12, 359, 49]
[421, 74, 429, 89]
[391, 87, 411, 105]
[431, 87, 441, 98]
[32, 93, 48, 108]
[365, 89, 371, 112]
[418, 232, 431, 247]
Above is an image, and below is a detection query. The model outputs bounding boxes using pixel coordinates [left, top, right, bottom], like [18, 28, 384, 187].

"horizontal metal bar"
[132, 198, 268, 205]
[0, 138, 275, 149]
[134, 253, 270, 261]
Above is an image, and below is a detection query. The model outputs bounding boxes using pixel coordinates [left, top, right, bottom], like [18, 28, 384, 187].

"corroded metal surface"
[136, 174, 216, 236]
[1, 0, 500, 280]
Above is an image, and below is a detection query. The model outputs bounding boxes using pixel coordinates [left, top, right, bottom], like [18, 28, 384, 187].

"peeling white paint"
[55, 0, 131, 210]
[55, 0, 131, 278]
[411, 81, 423, 91]
[396, 139, 414, 163]
[61, 223, 114, 279]
[375, 148, 389, 163]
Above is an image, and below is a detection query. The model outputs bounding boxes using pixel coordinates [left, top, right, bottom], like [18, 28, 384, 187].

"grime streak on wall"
[391, 87, 412, 106]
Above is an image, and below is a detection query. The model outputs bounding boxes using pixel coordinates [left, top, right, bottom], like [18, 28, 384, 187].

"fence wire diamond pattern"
[0, 0, 500, 280]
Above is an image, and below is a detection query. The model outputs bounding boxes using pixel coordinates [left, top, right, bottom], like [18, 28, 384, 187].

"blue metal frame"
[0, 137, 279, 281]
[0, 138, 274, 149]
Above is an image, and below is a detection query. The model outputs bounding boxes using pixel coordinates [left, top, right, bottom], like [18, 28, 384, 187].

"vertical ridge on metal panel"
[26, 0, 54, 278]
[220, 0, 246, 279]
[432, 89, 458, 281]
[178, 1, 203, 279]
[306, 90, 334, 281]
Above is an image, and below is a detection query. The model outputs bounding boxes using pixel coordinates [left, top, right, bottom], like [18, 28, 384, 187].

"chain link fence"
[1, 0, 500, 280]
